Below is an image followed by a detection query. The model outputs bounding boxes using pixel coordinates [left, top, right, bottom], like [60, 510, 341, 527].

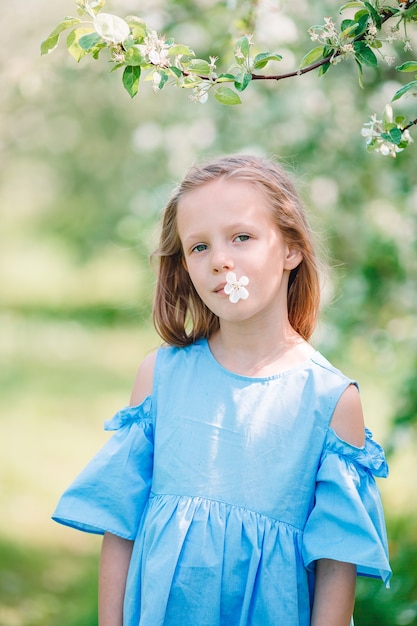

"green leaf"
[169, 66, 183, 79]
[353, 41, 378, 68]
[157, 71, 169, 90]
[340, 2, 365, 11]
[318, 61, 331, 76]
[92, 45, 106, 60]
[392, 80, 417, 101]
[124, 46, 144, 66]
[234, 72, 252, 91]
[234, 36, 250, 57]
[253, 52, 282, 70]
[381, 128, 403, 145]
[169, 44, 194, 57]
[300, 46, 325, 68]
[355, 58, 364, 89]
[355, 11, 372, 36]
[370, 39, 382, 49]
[122, 65, 141, 97]
[364, 2, 382, 28]
[216, 73, 235, 83]
[125, 16, 147, 41]
[187, 59, 212, 76]
[79, 32, 102, 51]
[214, 87, 241, 105]
[40, 17, 81, 55]
[341, 19, 357, 33]
[233, 36, 251, 65]
[396, 61, 417, 73]
[41, 34, 60, 56]
[66, 28, 95, 62]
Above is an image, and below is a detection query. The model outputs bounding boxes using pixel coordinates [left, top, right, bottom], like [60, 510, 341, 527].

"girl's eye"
[235, 234, 250, 242]
[191, 243, 208, 253]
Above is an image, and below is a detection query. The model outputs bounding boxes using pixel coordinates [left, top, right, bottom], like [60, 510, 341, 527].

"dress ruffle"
[52, 399, 154, 539]
[104, 396, 153, 431]
[302, 427, 391, 587]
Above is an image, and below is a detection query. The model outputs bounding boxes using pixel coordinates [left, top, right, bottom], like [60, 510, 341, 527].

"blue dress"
[53, 339, 391, 625]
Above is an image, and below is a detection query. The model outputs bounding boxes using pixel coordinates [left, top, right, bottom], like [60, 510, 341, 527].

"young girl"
[53, 154, 391, 626]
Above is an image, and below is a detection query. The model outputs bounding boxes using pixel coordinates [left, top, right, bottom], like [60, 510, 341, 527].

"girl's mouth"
[224, 272, 250, 303]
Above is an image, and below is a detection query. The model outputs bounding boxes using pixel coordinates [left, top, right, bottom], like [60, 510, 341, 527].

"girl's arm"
[99, 351, 157, 625]
[311, 558, 356, 626]
[99, 532, 134, 626]
[311, 383, 365, 625]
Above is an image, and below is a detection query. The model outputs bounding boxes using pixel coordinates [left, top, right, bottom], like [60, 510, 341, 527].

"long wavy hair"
[152, 154, 322, 347]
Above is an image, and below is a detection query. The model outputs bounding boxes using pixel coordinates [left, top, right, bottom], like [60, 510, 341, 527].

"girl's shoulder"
[129, 341, 203, 407]
[130, 350, 158, 407]
[311, 353, 365, 448]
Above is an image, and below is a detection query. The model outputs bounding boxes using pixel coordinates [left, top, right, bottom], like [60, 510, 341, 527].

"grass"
[0, 537, 99, 626]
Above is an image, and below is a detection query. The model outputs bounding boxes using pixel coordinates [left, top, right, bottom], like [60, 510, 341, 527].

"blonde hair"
[152, 154, 322, 347]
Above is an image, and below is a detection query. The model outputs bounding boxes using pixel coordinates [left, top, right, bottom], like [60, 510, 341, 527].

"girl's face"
[177, 178, 302, 326]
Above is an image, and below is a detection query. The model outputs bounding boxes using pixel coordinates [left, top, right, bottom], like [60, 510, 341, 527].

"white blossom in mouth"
[224, 272, 249, 303]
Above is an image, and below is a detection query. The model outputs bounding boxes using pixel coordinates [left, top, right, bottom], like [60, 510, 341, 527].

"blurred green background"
[1, 0, 416, 624]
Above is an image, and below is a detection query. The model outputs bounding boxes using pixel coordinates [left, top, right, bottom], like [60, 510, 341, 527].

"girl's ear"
[284, 246, 303, 271]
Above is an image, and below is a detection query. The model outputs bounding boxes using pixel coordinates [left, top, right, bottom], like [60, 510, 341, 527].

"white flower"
[234, 46, 245, 60]
[152, 71, 162, 92]
[340, 43, 355, 58]
[139, 30, 171, 68]
[209, 56, 218, 71]
[149, 47, 169, 66]
[378, 141, 400, 157]
[224, 272, 249, 303]
[309, 30, 321, 43]
[190, 84, 210, 103]
[361, 114, 382, 142]
[403, 129, 413, 144]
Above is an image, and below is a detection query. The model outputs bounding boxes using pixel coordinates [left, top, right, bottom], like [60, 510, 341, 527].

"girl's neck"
[208, 322, 315, 378]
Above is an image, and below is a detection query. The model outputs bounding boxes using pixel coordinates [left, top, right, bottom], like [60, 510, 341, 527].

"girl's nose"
[211, 248, 234, 274]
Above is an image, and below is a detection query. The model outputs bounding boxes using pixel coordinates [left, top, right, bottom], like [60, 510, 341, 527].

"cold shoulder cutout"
[130, 350, 157, 406]
[302, 427, 391, 587]
[104, 396, 153, 431]
[330, 382, 366, 448]
[52, 398, 154, 539]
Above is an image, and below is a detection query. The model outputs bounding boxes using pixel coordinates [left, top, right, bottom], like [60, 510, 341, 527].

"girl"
[53, 154, 391, 626]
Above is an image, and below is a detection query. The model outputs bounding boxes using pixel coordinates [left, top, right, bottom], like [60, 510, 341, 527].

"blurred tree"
[39, 0, 417, 435]
[2, 0, 415, 428]
[42, 0, 417, 154]
[1, 1, 417, 624]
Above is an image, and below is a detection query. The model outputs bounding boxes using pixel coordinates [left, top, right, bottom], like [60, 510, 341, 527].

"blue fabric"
[52, 397, 154, 538]
[52, 339, 391, 625]
[303, 427, 391, 584]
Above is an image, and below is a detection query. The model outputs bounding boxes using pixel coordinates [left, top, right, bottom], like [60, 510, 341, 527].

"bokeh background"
[1, 0, 416, 624]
